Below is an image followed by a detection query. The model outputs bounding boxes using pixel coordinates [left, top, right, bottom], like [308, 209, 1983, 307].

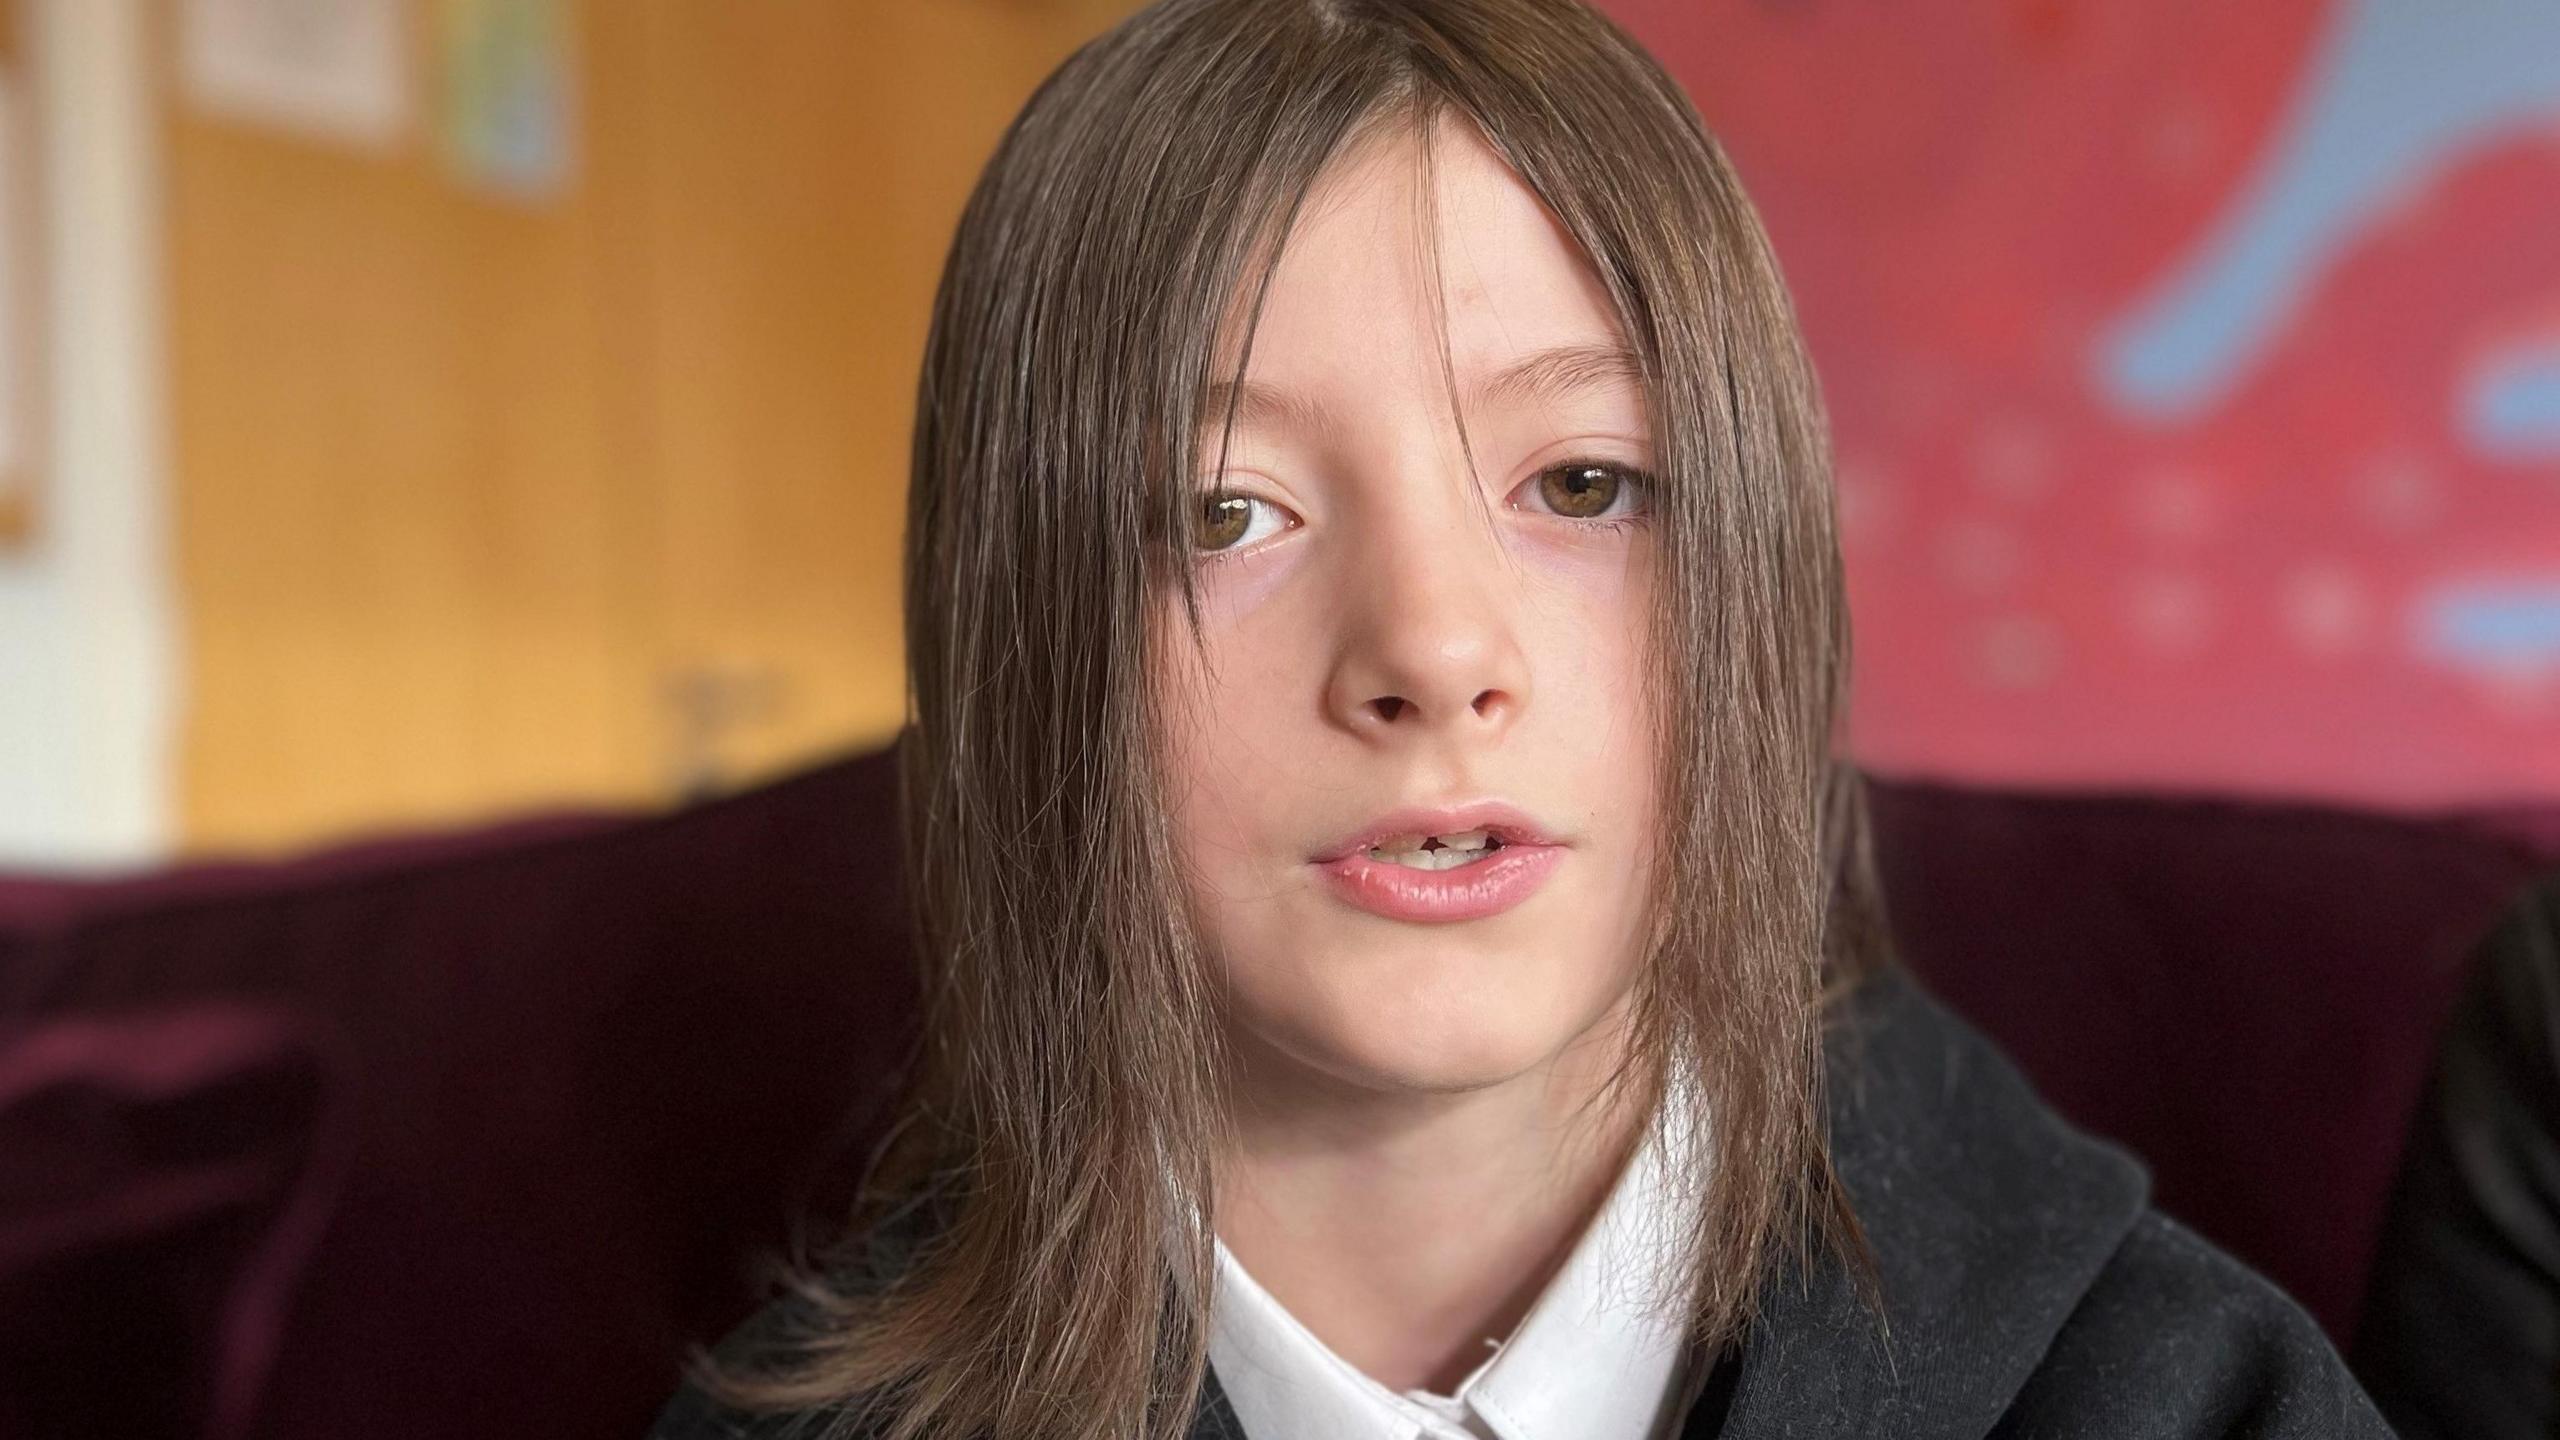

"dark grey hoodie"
[653, 967, 2394, 1439]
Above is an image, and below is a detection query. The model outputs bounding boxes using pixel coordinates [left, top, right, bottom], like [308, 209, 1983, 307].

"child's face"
[1161, 113, 1661, 1104]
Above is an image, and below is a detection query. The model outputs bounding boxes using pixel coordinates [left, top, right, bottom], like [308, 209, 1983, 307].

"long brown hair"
[698, 1, 1893, 1436]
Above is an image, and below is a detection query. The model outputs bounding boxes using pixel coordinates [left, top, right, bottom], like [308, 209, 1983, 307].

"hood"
[1701, 964, 2152, 1439]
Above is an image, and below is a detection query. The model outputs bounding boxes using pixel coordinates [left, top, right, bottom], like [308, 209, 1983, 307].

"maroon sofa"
[2, 740, 2552, 1440]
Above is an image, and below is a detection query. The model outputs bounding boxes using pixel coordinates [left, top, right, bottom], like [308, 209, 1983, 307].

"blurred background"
[0, 3, 2555, 1438]
[1, 0, 2550, 870]
[3, 0, 1144, 866]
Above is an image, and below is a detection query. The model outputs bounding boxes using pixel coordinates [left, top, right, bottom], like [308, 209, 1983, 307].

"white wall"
[0, 0, 174, 870]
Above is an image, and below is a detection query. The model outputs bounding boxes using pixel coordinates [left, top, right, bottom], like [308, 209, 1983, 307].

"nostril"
[1373, 697, 1408, 722]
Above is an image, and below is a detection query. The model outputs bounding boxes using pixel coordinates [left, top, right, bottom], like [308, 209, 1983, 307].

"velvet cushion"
[0, 1004, 341, 1440]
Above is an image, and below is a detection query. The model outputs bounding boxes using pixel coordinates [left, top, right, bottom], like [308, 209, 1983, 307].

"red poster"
[1606, 0, 2560, 810]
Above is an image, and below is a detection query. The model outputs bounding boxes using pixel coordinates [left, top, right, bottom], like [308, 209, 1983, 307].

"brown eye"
[1191, 491, 1296, 555]
[1196, 493, 1250, 551]
[1528, 461, 1648, 521]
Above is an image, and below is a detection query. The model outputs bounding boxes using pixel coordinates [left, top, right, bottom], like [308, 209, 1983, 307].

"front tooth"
[1371, 836, 1500, 869]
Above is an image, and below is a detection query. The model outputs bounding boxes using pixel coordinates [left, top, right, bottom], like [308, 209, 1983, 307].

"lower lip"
[1313, 843, 1565, 923]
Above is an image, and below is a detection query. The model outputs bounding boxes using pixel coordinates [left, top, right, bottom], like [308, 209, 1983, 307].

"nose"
[1322, 485, 1533, 744]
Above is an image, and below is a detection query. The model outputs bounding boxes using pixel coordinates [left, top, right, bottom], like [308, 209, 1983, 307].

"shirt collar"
[1205, 1080, 1707, 1440]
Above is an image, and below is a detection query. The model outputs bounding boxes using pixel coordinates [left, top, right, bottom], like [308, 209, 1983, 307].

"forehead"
[1214, 111, 1631, 415]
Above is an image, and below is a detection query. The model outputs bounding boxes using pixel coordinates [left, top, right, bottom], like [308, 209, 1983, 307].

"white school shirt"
[1203, 1082, 1707, 1440]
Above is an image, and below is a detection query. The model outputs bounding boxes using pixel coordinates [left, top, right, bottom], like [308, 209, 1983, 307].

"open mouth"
[1315, 816, 1561, 923]
[1367, 828, 1505, 871]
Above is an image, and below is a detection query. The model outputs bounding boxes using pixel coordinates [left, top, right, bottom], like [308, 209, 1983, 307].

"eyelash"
[1193, 459, 1656, 562]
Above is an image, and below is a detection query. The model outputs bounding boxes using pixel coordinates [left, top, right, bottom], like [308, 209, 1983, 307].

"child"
[652, 1, 2387, 1436]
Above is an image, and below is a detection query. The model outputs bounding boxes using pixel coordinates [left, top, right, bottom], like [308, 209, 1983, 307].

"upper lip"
[1311, 800, 1564, 863]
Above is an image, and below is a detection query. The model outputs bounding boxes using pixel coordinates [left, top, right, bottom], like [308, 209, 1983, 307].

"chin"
[1246, 956, 1612, 1096]
[1283, 1032, 1540, 1097]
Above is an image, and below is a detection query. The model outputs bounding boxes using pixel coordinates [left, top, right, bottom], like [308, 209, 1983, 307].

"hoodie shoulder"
[1717, 968, 2390, 1438]
[2004, 1207, 2392, 1437]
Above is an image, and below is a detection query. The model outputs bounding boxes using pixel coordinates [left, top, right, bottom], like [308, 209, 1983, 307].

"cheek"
[1152, 595, 1305, 912]
[1518, 531, 1659, 756]
[1518, 535, 1663, 936]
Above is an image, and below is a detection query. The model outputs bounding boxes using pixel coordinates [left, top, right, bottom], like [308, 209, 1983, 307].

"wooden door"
[169, 0, 1140, 852]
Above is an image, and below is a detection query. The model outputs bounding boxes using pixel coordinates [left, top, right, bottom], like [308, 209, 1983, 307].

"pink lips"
[1310, 801, 1566, 924]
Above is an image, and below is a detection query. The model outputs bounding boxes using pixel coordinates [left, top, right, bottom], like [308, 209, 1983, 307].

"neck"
[1212, 999, 1656, 1394]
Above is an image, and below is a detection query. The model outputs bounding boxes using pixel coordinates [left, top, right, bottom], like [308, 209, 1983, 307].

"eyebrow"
[1200, 341, 1646, 439]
